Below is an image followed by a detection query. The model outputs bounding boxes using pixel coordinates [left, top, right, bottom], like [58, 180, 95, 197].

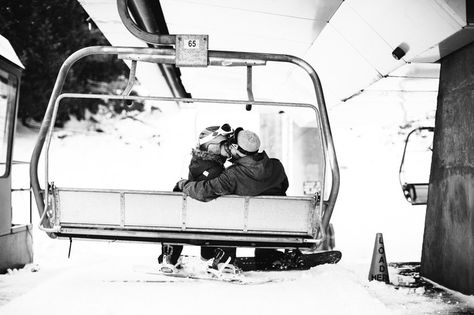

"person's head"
[228, 128, 260, 161]
[197, 123, 233, 156]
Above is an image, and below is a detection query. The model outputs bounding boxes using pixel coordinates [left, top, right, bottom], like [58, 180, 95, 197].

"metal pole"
[246, 66, 254, 111]
[116, 0, 176, 45]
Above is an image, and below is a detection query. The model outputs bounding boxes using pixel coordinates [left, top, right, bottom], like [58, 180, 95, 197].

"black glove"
[176, 179, 188, 192]
[172, 182, 181, 192]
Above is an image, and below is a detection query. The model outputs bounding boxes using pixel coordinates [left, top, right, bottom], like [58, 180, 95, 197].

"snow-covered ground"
[1, 99, 474, 315]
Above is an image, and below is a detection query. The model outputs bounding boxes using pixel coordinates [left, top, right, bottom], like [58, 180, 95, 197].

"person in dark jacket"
[158, 124, 234, 272]
[179, 129, 289, 266]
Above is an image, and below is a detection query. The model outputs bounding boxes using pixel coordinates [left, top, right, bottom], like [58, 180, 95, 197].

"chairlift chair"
[399, 126, 434, 205]
[29, 0, 340, 252]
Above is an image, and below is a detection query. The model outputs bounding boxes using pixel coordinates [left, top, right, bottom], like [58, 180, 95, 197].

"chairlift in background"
[399, 126, 434, 205]
[28, 0, 340, 252]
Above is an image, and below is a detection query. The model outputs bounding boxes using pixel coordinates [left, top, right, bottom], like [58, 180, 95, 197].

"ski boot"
[254, 249, 285, 270]
[268, 249, 305, 270]
[158, 244, 182, 274]
[279, 249, 305, 270]
[254, 249, 304, 270]
[207, 248, 241, 277]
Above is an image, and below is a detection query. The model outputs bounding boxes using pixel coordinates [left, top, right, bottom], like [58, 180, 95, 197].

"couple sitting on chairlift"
[158, 124, 302, 274]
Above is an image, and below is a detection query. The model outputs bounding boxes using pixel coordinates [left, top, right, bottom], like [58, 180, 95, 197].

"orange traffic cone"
[368, 233, 390, 283]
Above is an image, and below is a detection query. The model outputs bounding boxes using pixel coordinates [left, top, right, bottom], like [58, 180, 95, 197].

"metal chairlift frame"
[399, 126, 434, 205]
[29, 0, 340, 250]
[29, 47, 340, 249]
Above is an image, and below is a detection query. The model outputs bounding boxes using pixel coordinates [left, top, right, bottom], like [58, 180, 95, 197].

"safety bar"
[122, 60, 137, 96]
[43, 92, 326, 232]
[30, 46, 340, 238]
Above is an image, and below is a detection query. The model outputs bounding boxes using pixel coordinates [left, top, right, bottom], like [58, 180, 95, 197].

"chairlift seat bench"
[50, 187, 322, 248]
[402, 183, 429, 205]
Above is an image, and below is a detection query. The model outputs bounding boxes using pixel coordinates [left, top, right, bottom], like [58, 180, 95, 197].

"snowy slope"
[1, 239, 471, 315]
[2, 100, 474, 314]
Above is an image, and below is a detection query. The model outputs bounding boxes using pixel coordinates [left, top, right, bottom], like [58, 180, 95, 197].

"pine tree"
[0, 0, 129, 125]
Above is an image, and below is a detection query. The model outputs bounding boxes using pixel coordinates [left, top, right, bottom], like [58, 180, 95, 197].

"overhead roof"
[78, 0, 472, 109]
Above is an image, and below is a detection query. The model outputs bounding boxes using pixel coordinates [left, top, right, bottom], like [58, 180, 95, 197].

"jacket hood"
[234, 151, 275, 180]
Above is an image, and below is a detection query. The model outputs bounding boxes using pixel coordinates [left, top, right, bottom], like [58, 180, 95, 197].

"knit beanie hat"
[236, 130, 260, 155]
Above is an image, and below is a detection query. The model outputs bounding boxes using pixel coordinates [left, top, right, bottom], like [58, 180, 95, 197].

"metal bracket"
[309, 221, 326, 251]
[181, 195, 187, 230]
[39, 184, 60, 234]
[120, 192, 126, 227]
[122, 60, 137, 107]
[243, 197, 250, 232]
[246, 66, 254, 111]
[38, 205, 60, 233]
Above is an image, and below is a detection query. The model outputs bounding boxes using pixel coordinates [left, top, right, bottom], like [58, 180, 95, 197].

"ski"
[141, 268, 278, 285]
[134, 259, 277, 285]
[133, 251, 341, 284]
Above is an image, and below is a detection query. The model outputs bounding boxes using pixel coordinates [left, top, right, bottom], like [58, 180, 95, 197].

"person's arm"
[281, 174, 289, 195]
[277, 159, 289, 195]
[182, 168, 236, 202]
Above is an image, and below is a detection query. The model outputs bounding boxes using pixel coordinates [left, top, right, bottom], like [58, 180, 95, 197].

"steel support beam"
[421, 41, 474, 295]
[118, 0, 191, 98]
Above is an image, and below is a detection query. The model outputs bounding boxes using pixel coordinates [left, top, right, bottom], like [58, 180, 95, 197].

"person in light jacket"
[159, 124, 234, 272]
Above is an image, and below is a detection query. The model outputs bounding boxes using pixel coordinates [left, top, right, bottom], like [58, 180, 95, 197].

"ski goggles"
[198, 123, 233, 145]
